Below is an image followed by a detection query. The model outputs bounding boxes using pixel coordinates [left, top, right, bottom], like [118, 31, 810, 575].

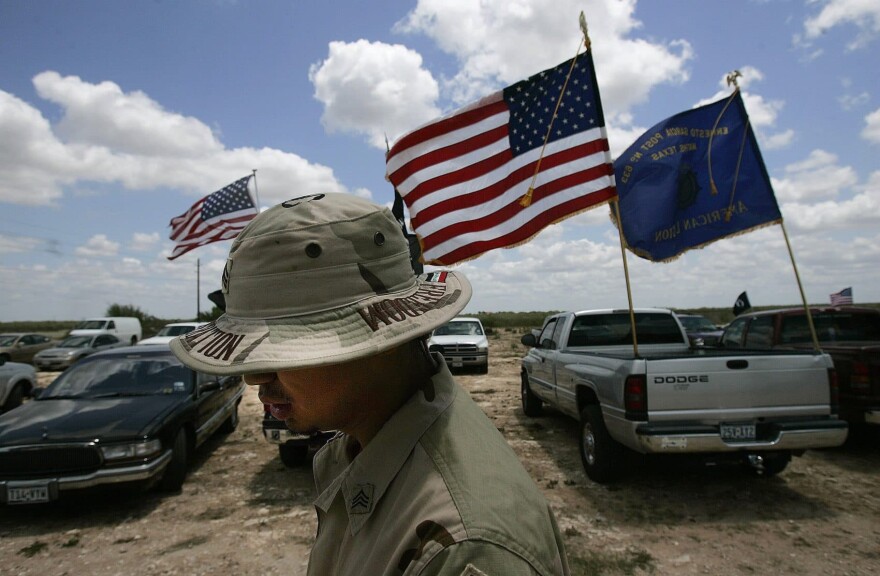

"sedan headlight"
[101, 439, 162, 461]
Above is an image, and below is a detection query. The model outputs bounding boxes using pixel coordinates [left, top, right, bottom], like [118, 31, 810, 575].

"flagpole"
[612, 200, 640, 357]
[779, 221, 822, 352]
[580, 9, 639, 357]
[196, 258, 201, 321]
[518, 15, 588, 208]
[251, 169, 262, 211]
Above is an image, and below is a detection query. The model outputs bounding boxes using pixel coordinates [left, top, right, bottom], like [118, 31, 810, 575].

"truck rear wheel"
[579, 405, 626, 484]
[521, 372, 542, 416]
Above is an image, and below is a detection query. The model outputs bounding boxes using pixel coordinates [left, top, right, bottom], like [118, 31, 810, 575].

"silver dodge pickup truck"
[520, 308, 848, 483]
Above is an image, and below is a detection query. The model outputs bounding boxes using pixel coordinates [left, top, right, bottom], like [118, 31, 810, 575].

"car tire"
[579, 405, 626, 484]
[521, 372, 543, 417]
[479, 362, 489, 375]
[1, 384, 24, 413]
[159, 430, 190, 491]
[219, 402, 239, 434]
[0, 354, 9, 363]
[279, 443, 309, 468]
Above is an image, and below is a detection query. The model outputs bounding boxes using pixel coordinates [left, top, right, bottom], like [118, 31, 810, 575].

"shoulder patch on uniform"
[398, 520, 455, 571]
[460, 564, 489, 576]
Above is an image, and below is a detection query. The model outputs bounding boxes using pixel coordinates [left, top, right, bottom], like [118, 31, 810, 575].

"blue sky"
[1, 0, 878, 322]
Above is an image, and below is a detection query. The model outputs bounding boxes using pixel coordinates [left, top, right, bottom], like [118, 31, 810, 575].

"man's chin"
[285, 420, 319, 436]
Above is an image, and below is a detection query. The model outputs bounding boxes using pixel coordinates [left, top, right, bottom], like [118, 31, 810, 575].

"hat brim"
[170, 271, 471, 375]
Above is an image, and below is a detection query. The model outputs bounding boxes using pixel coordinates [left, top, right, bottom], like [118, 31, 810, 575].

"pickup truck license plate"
[720, 423, 756, 442]
[7, 484, 50, 504]
[452, 361, 463, 368]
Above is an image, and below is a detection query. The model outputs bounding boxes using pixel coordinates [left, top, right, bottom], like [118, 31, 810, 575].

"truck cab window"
[538, 319, 558, 350]
[745, 315, 773, 349]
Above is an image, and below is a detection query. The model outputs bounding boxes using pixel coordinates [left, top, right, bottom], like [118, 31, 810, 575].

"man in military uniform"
[171, 193, 570, 575]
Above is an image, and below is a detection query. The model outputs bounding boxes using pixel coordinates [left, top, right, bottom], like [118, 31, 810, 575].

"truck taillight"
[828, 368, 839, 415]
[624, 375, 648, 421]
[851, 362, 870, 393]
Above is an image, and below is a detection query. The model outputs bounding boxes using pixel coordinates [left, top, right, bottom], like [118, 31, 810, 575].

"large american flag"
[386, 52, 616, 265]
[830, 287, 853, 306]
[168, 175, 257, 260]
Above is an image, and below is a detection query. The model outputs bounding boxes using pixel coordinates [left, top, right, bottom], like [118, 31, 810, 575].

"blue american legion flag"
[613, 90, 782, 262]
[830, 287, 853, 306]
[386, 52, 615, 266]
[168, 175, 257, 260]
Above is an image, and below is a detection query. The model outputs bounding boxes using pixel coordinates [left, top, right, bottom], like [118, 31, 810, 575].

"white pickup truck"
[520, 308, 848, 483]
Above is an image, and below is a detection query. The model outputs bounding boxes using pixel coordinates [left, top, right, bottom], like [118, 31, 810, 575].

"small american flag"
[168, 175, 257, 260]
[386, 51, 615, 266]
[829, 287, 853, 306]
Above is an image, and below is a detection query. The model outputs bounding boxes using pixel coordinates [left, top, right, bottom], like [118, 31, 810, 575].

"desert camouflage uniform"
[309, 358, 570, 576]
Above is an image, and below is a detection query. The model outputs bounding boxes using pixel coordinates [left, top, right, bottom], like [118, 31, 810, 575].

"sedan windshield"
[679, 316, 717, 332]
[41, 356, 194, 399]
[57, 336, 94, 348]
[0, 335, 19, 347]
[74, 320, 107, 330]
[156, 325, 197, 337]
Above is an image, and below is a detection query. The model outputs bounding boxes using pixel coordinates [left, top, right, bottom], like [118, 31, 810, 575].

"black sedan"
[0, 345, 244, 504]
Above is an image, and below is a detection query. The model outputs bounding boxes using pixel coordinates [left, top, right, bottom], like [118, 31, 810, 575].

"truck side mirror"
[521, 333, 537, 347]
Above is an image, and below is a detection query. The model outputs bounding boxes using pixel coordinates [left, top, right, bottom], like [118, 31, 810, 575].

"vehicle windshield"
[41, 356, 195, 399]
[569, 312, 684, 346]
[434, 321, 483, 336]
[0, 335, 19, 347]
[74, 320, 107, 330]
[678, 316, 718, 332]
[57, 336, 94, 348]
[156, 325, 197, 337]
[781, 312, 880, 343]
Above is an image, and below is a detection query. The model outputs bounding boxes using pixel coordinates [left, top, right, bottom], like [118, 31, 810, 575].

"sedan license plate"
[7, 484, 50, 504]
[720, 423, 756, 442]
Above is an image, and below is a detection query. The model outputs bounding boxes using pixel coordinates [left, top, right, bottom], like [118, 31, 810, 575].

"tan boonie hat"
[169, 193, 471, 375]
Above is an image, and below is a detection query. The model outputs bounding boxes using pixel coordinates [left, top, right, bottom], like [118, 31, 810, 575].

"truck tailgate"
[646, 352, 832, 421]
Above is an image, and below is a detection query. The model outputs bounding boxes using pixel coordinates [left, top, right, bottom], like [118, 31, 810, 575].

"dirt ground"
[1, 328, 878, 576]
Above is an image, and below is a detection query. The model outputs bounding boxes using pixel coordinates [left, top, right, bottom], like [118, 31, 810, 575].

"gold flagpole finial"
[579, 11, 591, 50]
[726, 69, 742, 89]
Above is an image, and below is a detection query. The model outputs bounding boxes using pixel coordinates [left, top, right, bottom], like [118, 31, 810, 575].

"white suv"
[428, 317, 489, 374]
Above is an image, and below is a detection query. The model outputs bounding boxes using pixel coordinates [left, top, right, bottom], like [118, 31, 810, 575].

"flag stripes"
[168, 175, 257, 260]
[387, 54, 614, 266]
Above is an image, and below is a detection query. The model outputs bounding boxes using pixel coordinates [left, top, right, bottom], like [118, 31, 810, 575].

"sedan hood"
[0, 396, 181, 445]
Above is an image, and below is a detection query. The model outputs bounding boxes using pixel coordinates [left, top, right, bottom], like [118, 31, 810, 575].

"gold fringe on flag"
[518, 14, 591, 208]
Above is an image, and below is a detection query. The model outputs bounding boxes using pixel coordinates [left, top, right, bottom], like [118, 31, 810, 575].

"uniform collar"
[313, 357, 456, 534]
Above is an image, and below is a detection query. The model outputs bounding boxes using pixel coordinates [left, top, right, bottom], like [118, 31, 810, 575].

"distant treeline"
[470, 302, 880, 330]
[2, 303, 878, 337]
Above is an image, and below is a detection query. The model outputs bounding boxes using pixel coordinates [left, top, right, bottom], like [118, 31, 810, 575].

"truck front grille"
[430, 344, 478, 355]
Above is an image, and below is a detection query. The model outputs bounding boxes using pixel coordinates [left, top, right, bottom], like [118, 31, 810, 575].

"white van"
[69, 317, 143, 345]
